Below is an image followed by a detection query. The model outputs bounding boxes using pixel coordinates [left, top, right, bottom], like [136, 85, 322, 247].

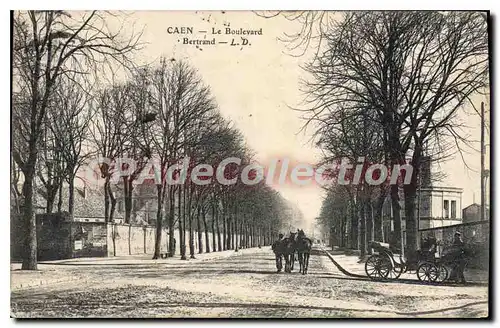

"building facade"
[382, 185, 463, 237]
[462, 203, 490, 223]
[382, 155, 463, 240]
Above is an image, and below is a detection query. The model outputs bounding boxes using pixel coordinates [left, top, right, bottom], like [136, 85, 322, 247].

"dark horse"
[282, 232, 297, 273]
[296, 229, 312, 275]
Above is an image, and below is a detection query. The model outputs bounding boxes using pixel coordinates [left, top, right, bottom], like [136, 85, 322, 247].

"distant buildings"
[19, 179, 158, 225]
[462, 203, 489, 223]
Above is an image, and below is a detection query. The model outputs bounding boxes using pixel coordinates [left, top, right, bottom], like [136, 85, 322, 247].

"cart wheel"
[417, 262, 439, 283]
[434, 264, 449, 283]
[387, 263, 404, 280]
[365, 254, 391, 280]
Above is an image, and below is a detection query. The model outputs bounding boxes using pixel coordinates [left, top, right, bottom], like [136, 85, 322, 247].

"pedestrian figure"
[449, 231, 467, 284]
[272, 233, 285, 273]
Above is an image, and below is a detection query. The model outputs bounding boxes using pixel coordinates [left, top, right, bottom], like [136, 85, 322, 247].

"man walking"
[450, 231, 467, 284]
[272, 233, 285, 273]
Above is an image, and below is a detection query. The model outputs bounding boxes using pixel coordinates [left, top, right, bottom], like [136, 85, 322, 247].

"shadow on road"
[164, 299, 488, 317]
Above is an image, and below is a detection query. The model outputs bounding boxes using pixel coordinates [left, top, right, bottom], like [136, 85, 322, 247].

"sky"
[109, 11, 490, 229]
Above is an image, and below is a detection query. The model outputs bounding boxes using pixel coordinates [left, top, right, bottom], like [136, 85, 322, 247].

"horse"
[282, 232, 297, 273]
[296, 229, 313, 275]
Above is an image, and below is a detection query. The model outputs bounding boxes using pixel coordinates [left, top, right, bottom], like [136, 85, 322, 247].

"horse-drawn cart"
[364, 241, 454, 283]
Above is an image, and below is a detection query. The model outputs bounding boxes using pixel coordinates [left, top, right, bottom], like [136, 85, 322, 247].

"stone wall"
[419, 220, 489, 270]
[11, 212, 257, 261]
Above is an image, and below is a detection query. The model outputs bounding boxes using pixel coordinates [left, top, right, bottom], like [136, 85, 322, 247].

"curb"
[321, 247, 367, 279]
[35, 246, 268, 266]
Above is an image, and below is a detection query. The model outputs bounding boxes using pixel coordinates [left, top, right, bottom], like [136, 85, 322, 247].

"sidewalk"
[324, 247, 489, 284]
[11, 246, 268, 290]
[11, 269, 82, 291]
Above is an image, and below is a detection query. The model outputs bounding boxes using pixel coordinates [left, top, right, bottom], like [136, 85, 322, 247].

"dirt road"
[11, 248, 489, 318]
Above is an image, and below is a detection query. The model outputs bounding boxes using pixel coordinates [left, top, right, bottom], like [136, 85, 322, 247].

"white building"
[417, 186, 463, 229]
[382, 156, 463, 238]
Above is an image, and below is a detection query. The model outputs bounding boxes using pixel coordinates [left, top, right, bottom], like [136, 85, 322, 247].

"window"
[443, 200, 449, 218]
[451, 200, 457, 219]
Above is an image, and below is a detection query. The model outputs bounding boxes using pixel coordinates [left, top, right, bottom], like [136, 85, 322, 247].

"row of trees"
[12, 11, 298, 270]
[95, 60, 297, 260]
[265, 11, 489, 259]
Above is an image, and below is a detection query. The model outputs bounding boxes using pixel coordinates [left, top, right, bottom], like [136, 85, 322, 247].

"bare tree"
[35, 114, 68, 214]
[299, 11, 488, 258]
[148, 58, 217, 259]
[12, 10, 142, 269]
[91, 82, 133, 222]
[48, 73, 95, 216]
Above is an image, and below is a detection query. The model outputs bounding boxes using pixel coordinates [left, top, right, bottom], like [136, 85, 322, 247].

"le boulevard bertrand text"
[167, 26, 263, 46]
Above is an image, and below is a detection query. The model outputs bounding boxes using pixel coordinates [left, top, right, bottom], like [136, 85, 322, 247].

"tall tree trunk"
[232, 220, 236, 248]
[21, 168, 37, 270]
[350, 197, 359, 249]
[390, 184, 402, 251]
[124, 177, 133, 224]
[245, 222, 249, 248]
[68, 174, 75, 217]
[57, 182, 63, 213]
[374, 191, 386, 242]
[239, 220, 244, 249]
[228, 205, 233, 249]
[46, 190, 54, 214]
[123, 177, 129, 223]
[366, 199, 374, 255]
[404, 153, 421, 262]
[248, 223, 251, 247]
[111, 223, 117, 256]
[168, 187, 175, 257]
[104, 179, 110, 222]
[153, 185, 163, 259]
[234, 218, 237, 250]
[216, 202, 222, 252]
[202, 206, 210, 253]
[197, 206, 203, 254]
[107, 182, 116, 222]
[222, 205, 227, 251]
[404, 184, 418, 261]
[227, 213, 233, 250]
[210, 200, 216, 252]
[45, 184, 57, 214]
[179, 185, 186, 260]
[189, 210, 195, 259]
[183, 185, 188, 259]
[340, 215, 346, 248]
